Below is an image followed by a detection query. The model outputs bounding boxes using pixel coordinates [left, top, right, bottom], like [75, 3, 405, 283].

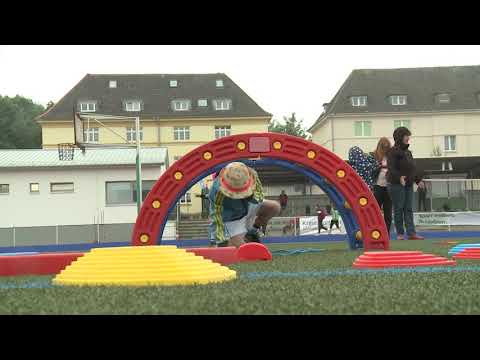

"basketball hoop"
[58, 143, 75, 161]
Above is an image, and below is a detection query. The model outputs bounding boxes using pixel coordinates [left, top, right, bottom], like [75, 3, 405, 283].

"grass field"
[1, 238, 480, 315]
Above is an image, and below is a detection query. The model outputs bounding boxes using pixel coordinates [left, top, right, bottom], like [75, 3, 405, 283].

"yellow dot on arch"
[307, 150, 316, 159]
[203, 151, 213, 160]
[273, 141, 282, 150]
[336, 169, 346, 178]
[359, 197, 368, 206]
[152, 200, 161, 209]
[355, 231, 362, 240]
[174, 171, 183, 181]
[371, 230, 381, 240]
[237, 142, 246, 151]
[140, 234, 150, 243]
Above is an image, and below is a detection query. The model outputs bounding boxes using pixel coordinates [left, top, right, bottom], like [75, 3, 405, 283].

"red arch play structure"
[131, 133, 389, 251]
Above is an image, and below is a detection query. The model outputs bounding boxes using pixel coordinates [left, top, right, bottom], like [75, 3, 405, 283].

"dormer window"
[436, 93, 450, 104]
[172, 99, 191, 111]
[109, 80, 117, 88]
[169, 80, 178, 88]
[390, 95, 407, 105]
[79, 101, 96, 112]
[216, 79, 224, 87]
[213, 99, 232, 111]
[124, 100, 142, 112]
[351, 96, 367, 107]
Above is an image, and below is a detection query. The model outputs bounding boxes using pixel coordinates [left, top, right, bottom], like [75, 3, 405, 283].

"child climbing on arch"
[208, 162, 281, 247]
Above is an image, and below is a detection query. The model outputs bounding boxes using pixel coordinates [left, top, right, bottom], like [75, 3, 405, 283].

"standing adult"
[372, 137, 393, 235]
[387, 127, 425, 240]
[417, 181, 427, 212]
[279, 190, 288, 213]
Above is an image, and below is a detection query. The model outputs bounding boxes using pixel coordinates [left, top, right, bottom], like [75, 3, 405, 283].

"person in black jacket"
[387, 127, 425, 240]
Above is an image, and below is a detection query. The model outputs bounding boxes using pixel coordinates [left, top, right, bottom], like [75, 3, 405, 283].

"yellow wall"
[310, 112, 480, 160]
[39, 116, 270, 215]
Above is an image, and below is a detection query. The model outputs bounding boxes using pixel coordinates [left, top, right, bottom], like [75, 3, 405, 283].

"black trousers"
[329, 220, 340, 230]
[373, 185, 392, 233]
[418, 190, 427, 212]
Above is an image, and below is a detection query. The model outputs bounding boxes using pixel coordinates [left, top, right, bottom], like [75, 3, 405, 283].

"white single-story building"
[0, 147, 175, 246]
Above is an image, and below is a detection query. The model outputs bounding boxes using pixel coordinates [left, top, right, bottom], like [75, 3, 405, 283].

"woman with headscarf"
[387, 127, 425, 240]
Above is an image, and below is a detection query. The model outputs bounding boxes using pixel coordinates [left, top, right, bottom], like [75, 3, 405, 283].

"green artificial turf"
[0, 238, 480, 315]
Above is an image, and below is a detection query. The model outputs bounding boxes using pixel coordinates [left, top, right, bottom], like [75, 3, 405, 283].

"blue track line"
[241, 266, 480, 280]
[0, 280, 53, 290]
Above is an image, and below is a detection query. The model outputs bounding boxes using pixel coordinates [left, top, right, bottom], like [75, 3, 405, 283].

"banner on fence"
[298, 216, 346, 235]
[414, 212, 480, 226]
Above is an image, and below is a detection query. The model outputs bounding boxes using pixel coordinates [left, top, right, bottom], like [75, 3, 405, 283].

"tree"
[0, 95, 45, 149]
[268, 112, 309, 139]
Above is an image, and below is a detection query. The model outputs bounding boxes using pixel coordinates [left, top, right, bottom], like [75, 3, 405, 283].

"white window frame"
[125, 100, 142, 112]
[394, 119, 411, 129]
[30, 183, 40, 193]
[198, 99, 208, 107]
[213, 99, 232, 111]
[84, 128, 99, 143]
[391, 95, 407, 105]
[351, 96, 367, 107]
[172, 99, 191, 111]
[180, 192, 192, 204]
[354, 121, 372, 137]
[215, 125, 231, 139]
[0, 184, 9, 194]
[437, 93, 450, 103]
[79, 101, 96, 112]
[216, 79, 224, 87]
[444, 135, 456, 152]
[173, 127, 190, 141]
[109, 80, 117, 88]
[126, 127, 144, 142]
[50, 182, 74, 193]
[170, 80, 178, 88]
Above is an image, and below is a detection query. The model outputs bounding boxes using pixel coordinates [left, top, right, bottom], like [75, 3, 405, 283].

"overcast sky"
[1, 45, 480, 129]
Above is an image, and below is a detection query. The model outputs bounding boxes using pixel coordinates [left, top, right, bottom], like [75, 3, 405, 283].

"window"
[133, 180, 156, 202]
[444, 135, 456, 151]
[216, 79, 224, 87]
[109, 80, 117, 88]
[125, 100, 142, 112]
[198, 99, 208, 107]
[437, 93, 450, 103]
[390, 95, 407, 105]
[30, 183, 39, 193]
[173, 155, 182, 162]
[351, 96, 367, 107]
[354, 121, 372, 137]
[180, 192, 192, 204]
[173, 127, 190, 141]
[126, 127, 143, 142]
[213, 99, 232, 111]
[106, 180, 156, 205]
[83, 128, 99, 143]
[215, 125, 231, 139]
[172, 99, 191, 111]
[170, 80, 178, 87]
[79, 101, 96, 112]
[50, 182, 74, 193]
[0, 184, 9, 194]
[394, 120, 411, 129]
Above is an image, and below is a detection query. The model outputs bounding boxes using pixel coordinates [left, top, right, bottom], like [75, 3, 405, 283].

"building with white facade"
[0, 147, 174, 246]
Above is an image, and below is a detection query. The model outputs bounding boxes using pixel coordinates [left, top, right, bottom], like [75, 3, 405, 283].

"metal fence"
[418, 179, 480, 212]
[0, 222, 176, 248]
